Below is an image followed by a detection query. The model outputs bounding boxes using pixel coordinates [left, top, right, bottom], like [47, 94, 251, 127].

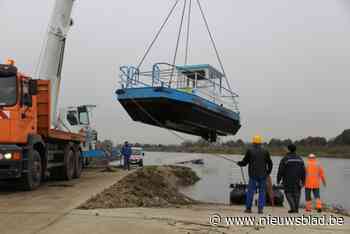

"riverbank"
[79, 166, 200, 209]
[64, 204, 349, 234]
[72, 166, 349, 234]
[78, 165, 349, 217]
[0, 160, 348, 234]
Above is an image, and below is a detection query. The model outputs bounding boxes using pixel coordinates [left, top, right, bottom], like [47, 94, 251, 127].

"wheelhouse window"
[0, 76, 17, 106]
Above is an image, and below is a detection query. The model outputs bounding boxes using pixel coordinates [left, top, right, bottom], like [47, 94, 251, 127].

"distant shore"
[113, 129, 350, 160]
[143, 146, 350, 159]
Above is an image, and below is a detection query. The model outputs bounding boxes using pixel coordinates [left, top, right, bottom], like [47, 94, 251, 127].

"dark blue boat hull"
[116, 87, 241, 141]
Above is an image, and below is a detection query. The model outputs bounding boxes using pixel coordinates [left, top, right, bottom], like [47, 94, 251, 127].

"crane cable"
[128, 94, 247, 183]
[185, 0, 192, 65]
[196, 0, 238, 98]
[170, 0, 188, 84]
[137, 0, 238, 98]
[137, 0, 181, 69]
[129, 0, 246, 183]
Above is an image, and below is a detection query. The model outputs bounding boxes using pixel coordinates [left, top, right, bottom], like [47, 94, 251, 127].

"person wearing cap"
[304, 153, 326, 212]
[121, 141, 132, 170]
[237, 135, 273, 214]
[277, 144, 305, 213]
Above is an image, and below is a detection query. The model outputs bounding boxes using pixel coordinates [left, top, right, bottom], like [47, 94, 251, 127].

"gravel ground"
[78, 165, 201, 209]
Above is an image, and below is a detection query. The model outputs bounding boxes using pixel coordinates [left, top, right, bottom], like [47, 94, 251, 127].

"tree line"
[98, 129, 350, 158]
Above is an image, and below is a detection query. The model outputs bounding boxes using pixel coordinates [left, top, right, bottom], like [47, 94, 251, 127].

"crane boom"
[37, 0, 75, 128]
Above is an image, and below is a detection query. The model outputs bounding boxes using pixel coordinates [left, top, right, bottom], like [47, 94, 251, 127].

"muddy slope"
[78, 166, 200, 209]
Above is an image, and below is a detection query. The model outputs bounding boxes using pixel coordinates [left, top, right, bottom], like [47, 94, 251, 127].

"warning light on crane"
[5, 59, 16, 66]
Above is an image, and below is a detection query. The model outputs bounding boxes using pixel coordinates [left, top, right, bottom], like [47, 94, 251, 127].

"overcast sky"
[1, 0, 349, 144]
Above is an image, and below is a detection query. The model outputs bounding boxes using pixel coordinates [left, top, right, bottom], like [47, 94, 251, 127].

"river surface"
[143, 152, 350, 210]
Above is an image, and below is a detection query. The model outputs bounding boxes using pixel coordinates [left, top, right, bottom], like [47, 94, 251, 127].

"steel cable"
[170, 0, 188, 86]
[185, 0, 192, 65]
[137, 0, 180, 69]
[196, 0, 239, 98]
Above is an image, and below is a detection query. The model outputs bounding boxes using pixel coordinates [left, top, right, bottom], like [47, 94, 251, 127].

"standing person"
[277, 144, 305, 213]
[304, 154, 326, 213]
[237, 135, 273, 214]
[121, 141, 132, 170]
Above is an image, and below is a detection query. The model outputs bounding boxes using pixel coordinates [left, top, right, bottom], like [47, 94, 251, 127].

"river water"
[144, 152, 350, 210]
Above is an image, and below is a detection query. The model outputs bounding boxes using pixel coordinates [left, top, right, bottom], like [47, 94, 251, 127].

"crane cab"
[58, 105, 98, 151]
[0, 63, 38, 144]
[58, 105, 91, 133]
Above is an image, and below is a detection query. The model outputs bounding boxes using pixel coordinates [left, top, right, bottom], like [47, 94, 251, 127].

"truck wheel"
[20, 150, 42, 190]
[83, 158, 91, 168]
[63, 148, 75, 180]
[139, 160, 143, 167]
[73, 150, 83, 178]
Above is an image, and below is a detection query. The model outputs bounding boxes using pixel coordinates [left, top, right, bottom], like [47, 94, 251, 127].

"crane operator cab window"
[0, 64, 17, 107]
[67, 110, 79, 126]
[78, 106, 90, 125]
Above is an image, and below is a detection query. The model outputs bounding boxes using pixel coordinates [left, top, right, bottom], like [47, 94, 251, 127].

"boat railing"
[119, 63, 239, 112]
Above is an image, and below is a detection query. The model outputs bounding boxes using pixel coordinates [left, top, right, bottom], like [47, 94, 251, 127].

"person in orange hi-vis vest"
[304, 153, 327, 213]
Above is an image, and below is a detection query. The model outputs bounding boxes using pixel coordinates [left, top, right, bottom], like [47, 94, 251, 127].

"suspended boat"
[116, 63, 241, 142]
[115, 0, 241, 141]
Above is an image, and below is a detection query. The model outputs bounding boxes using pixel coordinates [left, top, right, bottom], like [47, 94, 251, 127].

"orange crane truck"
[0, 0, 84, 190]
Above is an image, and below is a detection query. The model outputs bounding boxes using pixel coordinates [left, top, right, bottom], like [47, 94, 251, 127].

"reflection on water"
[144, 152, 350, 210]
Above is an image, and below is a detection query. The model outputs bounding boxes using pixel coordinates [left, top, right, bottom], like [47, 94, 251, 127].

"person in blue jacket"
[121, 141, 132, 170]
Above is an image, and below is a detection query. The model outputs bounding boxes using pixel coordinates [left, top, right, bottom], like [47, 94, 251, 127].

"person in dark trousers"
[237, 135, 273, 214]
[121, 141, 132, 170]
[277, 144, 305, 213]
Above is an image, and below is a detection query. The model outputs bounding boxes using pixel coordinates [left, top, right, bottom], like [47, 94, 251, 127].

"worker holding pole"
[237, 135, 273, 214]
[304, 153, 327, 213]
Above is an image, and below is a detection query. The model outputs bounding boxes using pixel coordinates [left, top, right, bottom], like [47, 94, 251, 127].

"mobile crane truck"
[0, 0, 84, 190]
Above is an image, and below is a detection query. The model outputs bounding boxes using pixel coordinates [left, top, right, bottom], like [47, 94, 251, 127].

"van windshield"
[132, 149, 142, 155]
[0, 76, 17, 106]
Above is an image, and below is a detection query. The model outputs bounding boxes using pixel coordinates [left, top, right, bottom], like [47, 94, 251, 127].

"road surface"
[0, 168, 128, 234]
[0, 167, 349, 234]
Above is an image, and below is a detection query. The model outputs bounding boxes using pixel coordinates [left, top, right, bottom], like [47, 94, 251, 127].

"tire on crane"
[62, 144, 75, 181]
[73, 148, 83, 178]
[20, 149, 42, 190]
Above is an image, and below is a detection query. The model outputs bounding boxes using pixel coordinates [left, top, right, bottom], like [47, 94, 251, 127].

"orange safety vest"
[305, 158, 326, 189]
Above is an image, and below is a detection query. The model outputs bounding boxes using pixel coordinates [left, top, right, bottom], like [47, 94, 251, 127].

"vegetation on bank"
[98, 129, 350, 159]
[143, 144, 350, 158]
[140, 129, 350, 159]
